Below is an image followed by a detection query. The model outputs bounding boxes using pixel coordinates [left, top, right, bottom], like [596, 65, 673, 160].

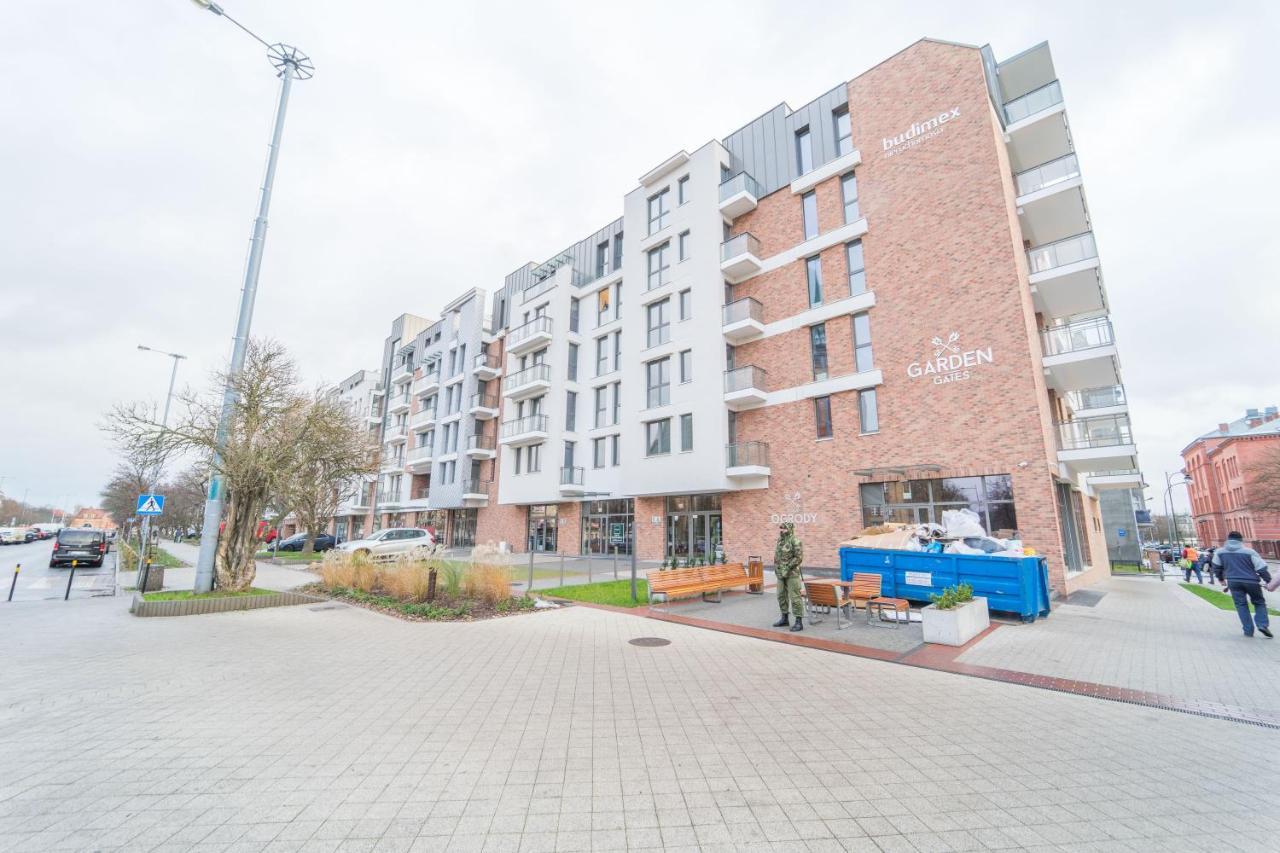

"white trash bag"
[941, 508, 987, 539]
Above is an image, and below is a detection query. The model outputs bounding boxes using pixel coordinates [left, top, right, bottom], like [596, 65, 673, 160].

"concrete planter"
[921, 596, 989, 646]
[130, 590, 322, 618]
[138, 566, 165, 592]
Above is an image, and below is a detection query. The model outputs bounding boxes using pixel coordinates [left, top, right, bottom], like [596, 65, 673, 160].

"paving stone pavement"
[958, 576, 1280, 715]
[2, 593, 1279, 853]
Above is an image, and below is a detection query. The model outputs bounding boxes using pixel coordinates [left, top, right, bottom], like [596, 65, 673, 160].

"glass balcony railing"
[522, 276, 557, 303]
[467, 433, 496, 451]
[720, 232, 761, 263]
[411, 486, 430, 501]
[722, 297, 763, 327]
[1004, 79, 1063, 124]
[473, 352, 501, 371]
[508, 315, 553, 348]
[726, 441, 770, 468]
[1015, 153, 1080, 196]
[1064, 385, 1126, 412]
[718, 171, 762, 202]
[461, 478, 488, 496]
[500, 414, 549, 439]
[1041, 317, 1114, 357]
[560, 466, 584, 486]
[1057, 415, 1133, 450]
[1027, 232, 1098, 274]
[375, 489, 400, 504]
[407, 443, 433, 461]
[724, 365, 767, 394]
[470, 392, 499, 410]
[502, 363, 551, 394]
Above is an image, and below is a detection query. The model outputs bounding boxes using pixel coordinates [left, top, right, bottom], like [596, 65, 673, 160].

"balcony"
[502, 363, 552, 401]
[718, 171, 761, 219]
[410, 406, 437, 426]
[472, 352, 501, 380]
[390, 360, 414, 384]
[466, 433, 497, 459]
[405, 442, 434, 473]
[726, 441, 771, 478]
[404, 486, 432, 508]
[387, 393, 411, 415]
[1004, 80, 1063, 126]
[375, 489, 402, 506]
[522, 276, 556, 303]
[1027, 232, 1104, 318]
[723, 365, 768, 411]
[1016, 153, 1080, 198]
[499, 413, 550, 447]
[1086, 470, 1146, 490]
[720, 233, 764, 282]
[559, 466, 585, 496]
[1041, 318, 1119, 391]
[469, 392, 500, 419]
[413, 369, 441, 395]
[461, 478, 490, 503]
[722, 297, 765, 343]
[1063, 385, 1127, 418]
[506, 316, 553, 356]
[1056, 415, 1138, 474]
[379, 453, 405, 472]
[1016, 155, 1087, 247]
[383, 422, 408, 442]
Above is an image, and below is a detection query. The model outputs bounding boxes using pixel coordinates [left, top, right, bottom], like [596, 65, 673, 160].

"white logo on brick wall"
[770, 492, 818, 526]
[907, 331, 993, 385]
[882, 107, 960, 157]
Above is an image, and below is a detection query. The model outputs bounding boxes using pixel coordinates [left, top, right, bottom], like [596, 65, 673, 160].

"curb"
[130, 590, 324, 617]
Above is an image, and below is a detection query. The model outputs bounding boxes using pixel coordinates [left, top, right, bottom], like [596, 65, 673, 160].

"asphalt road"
[0, 538, 118, 602]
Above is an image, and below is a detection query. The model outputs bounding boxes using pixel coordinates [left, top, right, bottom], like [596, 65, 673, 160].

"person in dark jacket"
[1198, 547, 1216, 585]
[1211, 532, 1272, 638]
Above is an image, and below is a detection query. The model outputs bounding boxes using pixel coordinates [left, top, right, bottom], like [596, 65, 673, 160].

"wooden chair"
[803, 580, 852, 630]
[848, 573, 883, 612]
[867, 596, 911, 628]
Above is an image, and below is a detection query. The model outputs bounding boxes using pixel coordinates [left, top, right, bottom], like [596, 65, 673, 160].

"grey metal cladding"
[723, 82, 850, 197]
[494, 217, 624, 330]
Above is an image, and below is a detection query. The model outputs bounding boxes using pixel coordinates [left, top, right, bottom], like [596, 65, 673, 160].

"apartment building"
[324, 368, 382, 542]
[1183, 407, 1280, 557]
[326, 37, 1142, 594]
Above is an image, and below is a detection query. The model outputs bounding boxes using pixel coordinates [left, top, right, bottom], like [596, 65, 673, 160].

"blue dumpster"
[839, 546, 1051, 622]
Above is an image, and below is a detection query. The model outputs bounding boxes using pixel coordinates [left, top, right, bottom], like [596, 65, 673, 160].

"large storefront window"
[527, 504, 558, 552]
[582, 499, 634, 555]
[415, 510, 447, 541]
[860, 475, 1017, 534]
[449, 508, 477, 549]
[665, 494, 722, 560]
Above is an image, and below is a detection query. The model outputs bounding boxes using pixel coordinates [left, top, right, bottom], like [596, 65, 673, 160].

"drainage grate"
[1063, 589, 1106, 607]
[629, 637, 671, 647]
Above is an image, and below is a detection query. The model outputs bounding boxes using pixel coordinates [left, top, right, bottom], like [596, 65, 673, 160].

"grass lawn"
[256, 550, 325, 564]
[118, 539, 186, 569]
[540, 579, 649, 608]
[1110, 562, 1147, 575]
[1180, 582, 1280, 616]
[143, 587, 275, 602]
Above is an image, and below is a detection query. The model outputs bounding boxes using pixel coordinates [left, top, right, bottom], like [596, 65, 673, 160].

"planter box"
[921, 597, 990, 646]
[130, 590, 323, 618]
[138, 566, 165, 592]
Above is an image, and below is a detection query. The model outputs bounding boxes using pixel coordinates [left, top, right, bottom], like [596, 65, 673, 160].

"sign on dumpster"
[904, 571, 933, 587]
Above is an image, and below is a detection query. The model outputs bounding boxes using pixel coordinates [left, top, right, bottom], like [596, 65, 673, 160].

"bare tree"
[1246, 443, 1280, 515]
[160, 466, 209, 537]
[100, 460, 155, 533]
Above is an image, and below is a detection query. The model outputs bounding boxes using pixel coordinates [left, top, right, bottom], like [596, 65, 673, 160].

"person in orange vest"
[1181, 544, 1202, 583]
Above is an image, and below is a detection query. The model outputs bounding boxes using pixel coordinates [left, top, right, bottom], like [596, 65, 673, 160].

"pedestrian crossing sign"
[136, 494, 165, 515]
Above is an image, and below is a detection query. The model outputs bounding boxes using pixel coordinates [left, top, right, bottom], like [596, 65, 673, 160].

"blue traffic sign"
[136, 494, 165, 515]
[1117, 529, 1127, 537]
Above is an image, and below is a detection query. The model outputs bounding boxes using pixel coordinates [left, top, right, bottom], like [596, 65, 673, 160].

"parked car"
[0, 528, 22, 545]
[336, 527, 434, 560]
[23, 529, 37, 543]
[50, 528, 108, 568]
[276, 532, 340, 552]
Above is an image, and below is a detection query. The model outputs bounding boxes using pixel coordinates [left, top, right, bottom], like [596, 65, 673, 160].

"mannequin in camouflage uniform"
[772, 522, 805, 631]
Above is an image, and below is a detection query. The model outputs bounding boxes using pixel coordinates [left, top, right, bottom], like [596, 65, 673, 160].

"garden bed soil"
[299, 582, 546, 622]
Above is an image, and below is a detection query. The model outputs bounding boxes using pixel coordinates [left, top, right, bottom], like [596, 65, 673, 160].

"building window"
[647, 188, 670, 234]
[678, 230, 689, 261]
[594, 387, 607, 428]
[814, 396, 833, 439]
[810, 323, 828, 381]
[852, 312, 874, 372]
[806, 256, 823, 306]
[611, 434, 620, 466]
[841, 172, 859, 223]
[795, 126, 813, 174]
[593, 437, 606, 468]
[645, 419, 671, 456]
[613, 232, 623, 270]
[677, 175, 690, 205]
[514, 447, 522, 475]
[801, 191, 818, 240]
[596, 288, 611, 326]
[646, 298, 670, 348]
[527, 443, 541, 473]
[679, 288, 692, 321]
[646, 357, 670, 408]
[834, 106, 852, 156]
[611, 381, 621, 425]
[646, 242, 671, 290]
[679, 349, 692, 383]
[846, 240, 866, 295]
[567, 342, 578, 381]
[596, 241, 609, 278]
[595, 336, 608, 376]
[680, 413, 693, 451]
[569, 297, 579, 333]
[612, 330, 621, 371]
[565, 390, 577, 432]
[859, 389, 879, 434]
[860, 474, 1013, 531]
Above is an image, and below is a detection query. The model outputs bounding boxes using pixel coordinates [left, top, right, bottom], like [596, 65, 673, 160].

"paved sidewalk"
[124, 540, 318, 593]
[2, 594, 1280, 852]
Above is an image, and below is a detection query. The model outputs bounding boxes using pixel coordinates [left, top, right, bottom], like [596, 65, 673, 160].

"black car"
[23, 530, 37, 543]
[50, 528, 108, 568]
[276, 532, 339, 552]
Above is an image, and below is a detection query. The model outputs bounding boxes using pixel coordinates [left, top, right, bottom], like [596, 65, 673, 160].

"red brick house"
[1183, 407, 1280, 557]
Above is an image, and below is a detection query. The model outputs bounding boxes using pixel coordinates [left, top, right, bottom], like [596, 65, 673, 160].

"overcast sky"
[1, 0, 1276, 517]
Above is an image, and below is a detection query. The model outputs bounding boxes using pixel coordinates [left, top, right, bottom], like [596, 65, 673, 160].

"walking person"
[771, 522, 805, 632]
[1182, 544, 1202, 583]
[1211, 532, 1272, 638]
[1198, 547, 1216, 586]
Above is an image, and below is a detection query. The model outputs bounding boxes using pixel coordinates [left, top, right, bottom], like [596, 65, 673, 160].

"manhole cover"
[629, 637, 671, 647]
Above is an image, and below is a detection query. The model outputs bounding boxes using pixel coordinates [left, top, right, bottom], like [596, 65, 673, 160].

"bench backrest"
[646, 563, 745, 591]
[850, 572, 882, 599]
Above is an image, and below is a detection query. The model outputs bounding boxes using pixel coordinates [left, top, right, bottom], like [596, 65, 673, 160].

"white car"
[336, 527, 435, 560]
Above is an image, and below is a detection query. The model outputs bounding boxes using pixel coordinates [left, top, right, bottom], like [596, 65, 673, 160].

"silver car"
[335, 527, 435, 560]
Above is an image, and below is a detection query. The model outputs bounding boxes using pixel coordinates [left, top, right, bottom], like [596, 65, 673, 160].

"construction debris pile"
[843, 509, 1032, 558]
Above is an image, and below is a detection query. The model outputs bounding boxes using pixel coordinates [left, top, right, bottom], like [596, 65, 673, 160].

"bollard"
[64, 560, 78, 601]
[526, 548, 534, 594]
[559, 552, 565, 587]
[612, 547, 619, 580]
[630, 548, 638, 603]
[7, 564, 18, 602]
[139, 558, 152, 596]
[587, 554, 592, 583]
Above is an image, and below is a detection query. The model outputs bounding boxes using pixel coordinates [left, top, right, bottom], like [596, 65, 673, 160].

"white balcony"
[718, 171, 761, 220]
[466, 433, 497, 460]
[502, 363, 552, 401]
[1041, 318, 1119, 391]
[723, 365, 768, 411]
[383, 423, 408, 443]
[726, 441, 771, 478]
[469, 392, 500, 419]
[506, 316, 553, 356]
[1056, 415, 1138, 474]
[499, 414, 550, 447]
[722, 297, 765, 343]
[472, 353, 501, 380]
[1062, 385, 1127, 420]
[1016, 155, 1088, 247]
[1087, 470, 1146, 490]
[1004, 80, 1064, 131]
[387, 394, 411, 415]
[461, 478, 490, 504]
[559, 466, 585, 496]
[720, 233, 764, 283]
[410, 407, 436, 427]
[402, 488, 432, 509]
[414, 370, 441, 395]
[1028, 232, 1105, 320]
[390, 361, 414, 384]
[405, 442, 434, 473]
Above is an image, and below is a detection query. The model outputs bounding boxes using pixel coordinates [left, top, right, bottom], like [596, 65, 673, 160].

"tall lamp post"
[1163, 470, 1193, 579]
[190, 1, 313, 593]
[136, 346, 186, 575]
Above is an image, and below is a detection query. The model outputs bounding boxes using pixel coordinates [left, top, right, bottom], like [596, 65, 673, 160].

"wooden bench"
[647, 563, 760, 607]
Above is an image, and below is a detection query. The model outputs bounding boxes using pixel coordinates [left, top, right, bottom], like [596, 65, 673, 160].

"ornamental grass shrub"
[319, 550, 376, 593]
[463, 543, 512, 606]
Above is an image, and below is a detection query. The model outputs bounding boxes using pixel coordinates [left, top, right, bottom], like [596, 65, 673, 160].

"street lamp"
[1163, 470, 1193, 576]
[136, 346, 186, 576]
[190, 1, 313, 593]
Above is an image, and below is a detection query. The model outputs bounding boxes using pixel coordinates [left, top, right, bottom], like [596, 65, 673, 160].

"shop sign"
[609, 522, 626, 544]
[882, 107, 960, 158]
[906, 331, 993, 385]
[770, 492, 818, 526]
[904, 571, 933, 587]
